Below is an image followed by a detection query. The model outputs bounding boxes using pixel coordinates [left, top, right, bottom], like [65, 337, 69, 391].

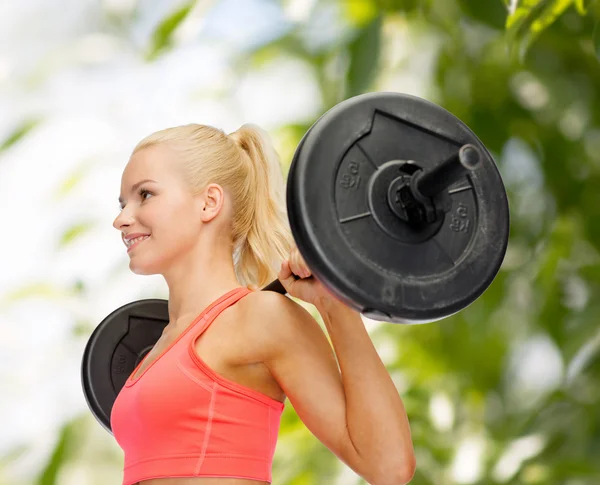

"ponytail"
[229, 124, 294, 290]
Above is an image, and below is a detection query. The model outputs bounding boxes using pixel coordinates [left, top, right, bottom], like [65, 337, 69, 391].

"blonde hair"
[132, 123, 294, 290]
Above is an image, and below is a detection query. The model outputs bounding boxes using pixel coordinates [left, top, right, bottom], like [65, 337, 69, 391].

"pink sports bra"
[110, 287, 284, 485]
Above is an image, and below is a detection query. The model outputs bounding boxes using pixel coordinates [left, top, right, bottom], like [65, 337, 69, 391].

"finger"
[296, 248, 312, 277]
[278, 259, 291, 279]
[289, 249, 303, 278]
[291, 248, 311, 278]
[301, 255, 312, 278]
[277, 260, 297, 292]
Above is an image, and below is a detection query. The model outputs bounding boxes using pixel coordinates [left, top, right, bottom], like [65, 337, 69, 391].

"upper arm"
[250, 292, 368, 476]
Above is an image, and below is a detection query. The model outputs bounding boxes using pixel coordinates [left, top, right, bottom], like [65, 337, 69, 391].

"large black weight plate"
[81, 299, 168, 433]
[287, 92, 509, 323]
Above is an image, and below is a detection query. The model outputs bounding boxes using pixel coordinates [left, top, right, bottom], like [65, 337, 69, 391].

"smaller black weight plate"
[81, 299, 169, 433]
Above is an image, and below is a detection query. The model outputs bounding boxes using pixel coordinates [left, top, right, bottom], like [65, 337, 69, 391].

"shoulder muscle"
[242, 290, 334, 361]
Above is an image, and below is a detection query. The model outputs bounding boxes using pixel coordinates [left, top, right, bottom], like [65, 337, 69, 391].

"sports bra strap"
[191, 286, 253, 340]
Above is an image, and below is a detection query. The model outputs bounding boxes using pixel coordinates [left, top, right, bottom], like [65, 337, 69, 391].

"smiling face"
[113, 143, 207, 275]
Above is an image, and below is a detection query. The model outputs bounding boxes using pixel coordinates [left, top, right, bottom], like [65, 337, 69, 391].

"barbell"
[82, 91, 509, 433]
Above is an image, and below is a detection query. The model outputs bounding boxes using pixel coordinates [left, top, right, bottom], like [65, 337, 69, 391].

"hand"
[277, 246, 341, 308]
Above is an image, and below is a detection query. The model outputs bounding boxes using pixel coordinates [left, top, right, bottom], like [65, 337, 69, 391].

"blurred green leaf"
[37, 422, 76, 485]
[343, 0, 380, 26]
[378, 0, 423, 14]
[536, 215, 578, 293]
[507, 0, 575, 57]
[574, 0, 589, 14]
[146, 1, 195, 60]
[72, 278, 86, 294]
[0, 119, 40, 152]
[52, 162, 94, 200]
[594, 22, 600, 60]
[0, 444, 28, 468]
[507, 0, 567, 31]
[72, 319, 94, 336]
[0, 283, 64, 307]
[345, 15, 382, 97]
[59, 221, 95, 247]
[535, 215, 579, 340]
[580, 264, 600, 286]
[530, 0, 575, 30]
[273, 123, 313, 170]
[246, 31, 313, 68]
[459, 0, 508, 29]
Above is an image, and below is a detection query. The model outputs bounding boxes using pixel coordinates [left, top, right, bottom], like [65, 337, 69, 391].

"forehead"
[121, 144, 181, 185]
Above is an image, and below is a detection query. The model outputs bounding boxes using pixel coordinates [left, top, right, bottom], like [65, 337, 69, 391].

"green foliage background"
[2, 0, 600, 484]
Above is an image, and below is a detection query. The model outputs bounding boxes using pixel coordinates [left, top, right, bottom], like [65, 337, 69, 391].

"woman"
[111, 123, 415, 485]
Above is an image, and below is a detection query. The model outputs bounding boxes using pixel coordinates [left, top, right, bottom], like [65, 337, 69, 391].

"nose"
[113, 207, 135, 232]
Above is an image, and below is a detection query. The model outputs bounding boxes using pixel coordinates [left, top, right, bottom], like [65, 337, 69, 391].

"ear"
[198, 183, 225, 223]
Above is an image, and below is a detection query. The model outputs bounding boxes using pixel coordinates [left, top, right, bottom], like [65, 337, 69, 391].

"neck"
[162, 238, 245, 328]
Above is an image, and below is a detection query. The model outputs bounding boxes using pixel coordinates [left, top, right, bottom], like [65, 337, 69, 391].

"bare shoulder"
[242, 289, 305, 316]
[242, 290, 316, 327]
[240, 290, 330, 360]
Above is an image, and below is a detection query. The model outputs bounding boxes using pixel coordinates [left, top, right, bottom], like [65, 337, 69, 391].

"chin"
[129, 265, 157, 276]
[128, 256, 165, 276]
[127, 239, 191, 276]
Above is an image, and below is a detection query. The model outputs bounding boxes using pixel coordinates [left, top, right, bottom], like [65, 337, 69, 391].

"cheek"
[140, 200, 188, 234]
[146, 204, 200, 251]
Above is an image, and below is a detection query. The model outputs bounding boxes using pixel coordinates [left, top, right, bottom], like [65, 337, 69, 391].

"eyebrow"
[118, 179, 157, 205]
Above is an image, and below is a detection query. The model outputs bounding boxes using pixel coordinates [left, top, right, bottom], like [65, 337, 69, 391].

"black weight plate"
[287, 92, 509, 323]
[81, 299, 169, 433]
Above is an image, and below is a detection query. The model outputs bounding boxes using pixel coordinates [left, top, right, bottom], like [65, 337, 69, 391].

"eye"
[138, 188, 153, 201]
[118, 188, 153, 211]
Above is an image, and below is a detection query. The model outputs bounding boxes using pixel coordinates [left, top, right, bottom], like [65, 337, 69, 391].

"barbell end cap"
[459, 144, 482, 170]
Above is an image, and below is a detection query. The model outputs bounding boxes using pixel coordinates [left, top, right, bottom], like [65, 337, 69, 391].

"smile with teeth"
[126, 235, 150, 250]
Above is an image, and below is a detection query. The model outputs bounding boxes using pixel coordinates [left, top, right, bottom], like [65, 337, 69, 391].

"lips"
[123, 233, 151, 252]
